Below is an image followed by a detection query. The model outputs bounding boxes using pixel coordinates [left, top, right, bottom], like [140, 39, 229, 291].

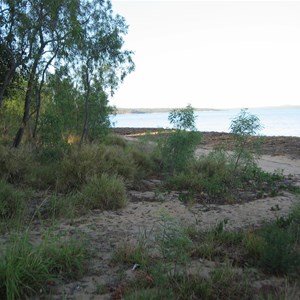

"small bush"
[159, 105, 202, 174]
[161, 130, 202, 173]
[81, 174, 127, 210]
[0, 180, 25, 220]
[229, 108, 263, 171]
[258, 222, 300, 274]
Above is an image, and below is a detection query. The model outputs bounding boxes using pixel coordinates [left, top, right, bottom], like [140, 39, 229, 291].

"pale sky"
[110, 0, 300, 109]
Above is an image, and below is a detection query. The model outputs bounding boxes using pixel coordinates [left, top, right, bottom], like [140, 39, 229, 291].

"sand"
[40, 135, 300, 299]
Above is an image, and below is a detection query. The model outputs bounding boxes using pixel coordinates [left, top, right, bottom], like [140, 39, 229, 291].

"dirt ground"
[37, 129, 300, 299]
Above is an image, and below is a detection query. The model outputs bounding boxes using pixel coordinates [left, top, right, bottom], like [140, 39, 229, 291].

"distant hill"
[115, 108, 220, 114]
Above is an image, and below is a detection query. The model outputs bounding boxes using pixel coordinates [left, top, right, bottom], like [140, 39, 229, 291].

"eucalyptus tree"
[1, 0, 134, 147]
[0, 0, 28, 107]
[72, 0, 134, 144]
[11, 0, 82, 147]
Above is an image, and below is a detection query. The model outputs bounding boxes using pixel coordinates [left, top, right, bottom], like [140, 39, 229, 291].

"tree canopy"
[0, 0, 134, 147]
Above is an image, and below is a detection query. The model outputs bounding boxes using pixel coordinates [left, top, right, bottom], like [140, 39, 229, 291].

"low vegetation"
[111, 205, 300, 299]
[0, 106, 299, 298]
[0, 230, 89, 300]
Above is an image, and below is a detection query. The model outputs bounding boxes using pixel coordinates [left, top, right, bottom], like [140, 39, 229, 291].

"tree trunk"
[12, 76, 34, 148]
[32, 50, 58, 140]
[0, 62, 17, 108]
[12, 49, 43, 148]
[79, 68, 91, 146]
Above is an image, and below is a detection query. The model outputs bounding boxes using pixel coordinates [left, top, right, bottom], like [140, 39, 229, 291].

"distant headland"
[115, 105, 300, 114]
[115, 108, 221, 114]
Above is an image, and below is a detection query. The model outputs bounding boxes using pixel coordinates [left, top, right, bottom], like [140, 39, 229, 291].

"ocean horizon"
[111, 107, 300, 137]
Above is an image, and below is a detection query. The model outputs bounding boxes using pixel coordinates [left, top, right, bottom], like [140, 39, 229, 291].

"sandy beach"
[39, 130, 300, 299]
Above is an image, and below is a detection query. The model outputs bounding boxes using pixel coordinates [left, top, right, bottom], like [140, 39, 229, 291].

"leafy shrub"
[258, 223, 300, 274]
[229, 108, 263, 171]
[0, 180, 25, 220]
[168, 104, 197, 131]
[160, 105, 202, 174]
[81, 174, 127, 210]
[239, 204, 300, 275]
[161, 130, 202, 174]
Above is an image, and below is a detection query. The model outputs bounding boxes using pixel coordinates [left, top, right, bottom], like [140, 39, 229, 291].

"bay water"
[111, 107, 300, 137]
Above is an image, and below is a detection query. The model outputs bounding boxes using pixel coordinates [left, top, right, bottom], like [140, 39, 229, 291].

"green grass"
[81, 173, 127, 210]
[0, 180, 26, 221]
[0, 230, 89, 300]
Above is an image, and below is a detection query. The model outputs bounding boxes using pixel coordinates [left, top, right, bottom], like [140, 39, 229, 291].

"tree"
[229, 108, 263, 170]
[71, 0, 134, 145]
[161, 105, 201, 173]
[168, 104, 197, 131]
[11, 0, 82, 147]
[0, 0, 134, 147]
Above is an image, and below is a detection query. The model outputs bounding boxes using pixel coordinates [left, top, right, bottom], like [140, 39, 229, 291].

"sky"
[110, 0, 300, 109]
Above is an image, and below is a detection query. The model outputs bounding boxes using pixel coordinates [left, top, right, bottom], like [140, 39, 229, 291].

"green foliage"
[0, 180, 25, 220]
[166, 146, 284, 203]
[230, 108, 264, 170]
[38, 111, 65, 147]
[161, 130, 202, 173]
[0, 231, 88, 300]
[160, 105, 201, 174]
[1, 0, 134, 147]
[155, 215, 192, 266]
[255, 206, 300, 274]
[81, 174, 127, 210]
[168, 104, 197, 131]
[258, 224, 300, 274]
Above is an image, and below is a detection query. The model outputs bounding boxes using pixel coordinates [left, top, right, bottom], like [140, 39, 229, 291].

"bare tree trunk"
[79, 67, 91, 146]
[0, 62, 17, 108]
[12, 49, 43, 148]
[32, 50, 58, 140]
[12, 76, 34, 148]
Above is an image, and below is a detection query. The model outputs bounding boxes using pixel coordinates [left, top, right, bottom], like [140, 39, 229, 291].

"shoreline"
[112, 128, 300, 159]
